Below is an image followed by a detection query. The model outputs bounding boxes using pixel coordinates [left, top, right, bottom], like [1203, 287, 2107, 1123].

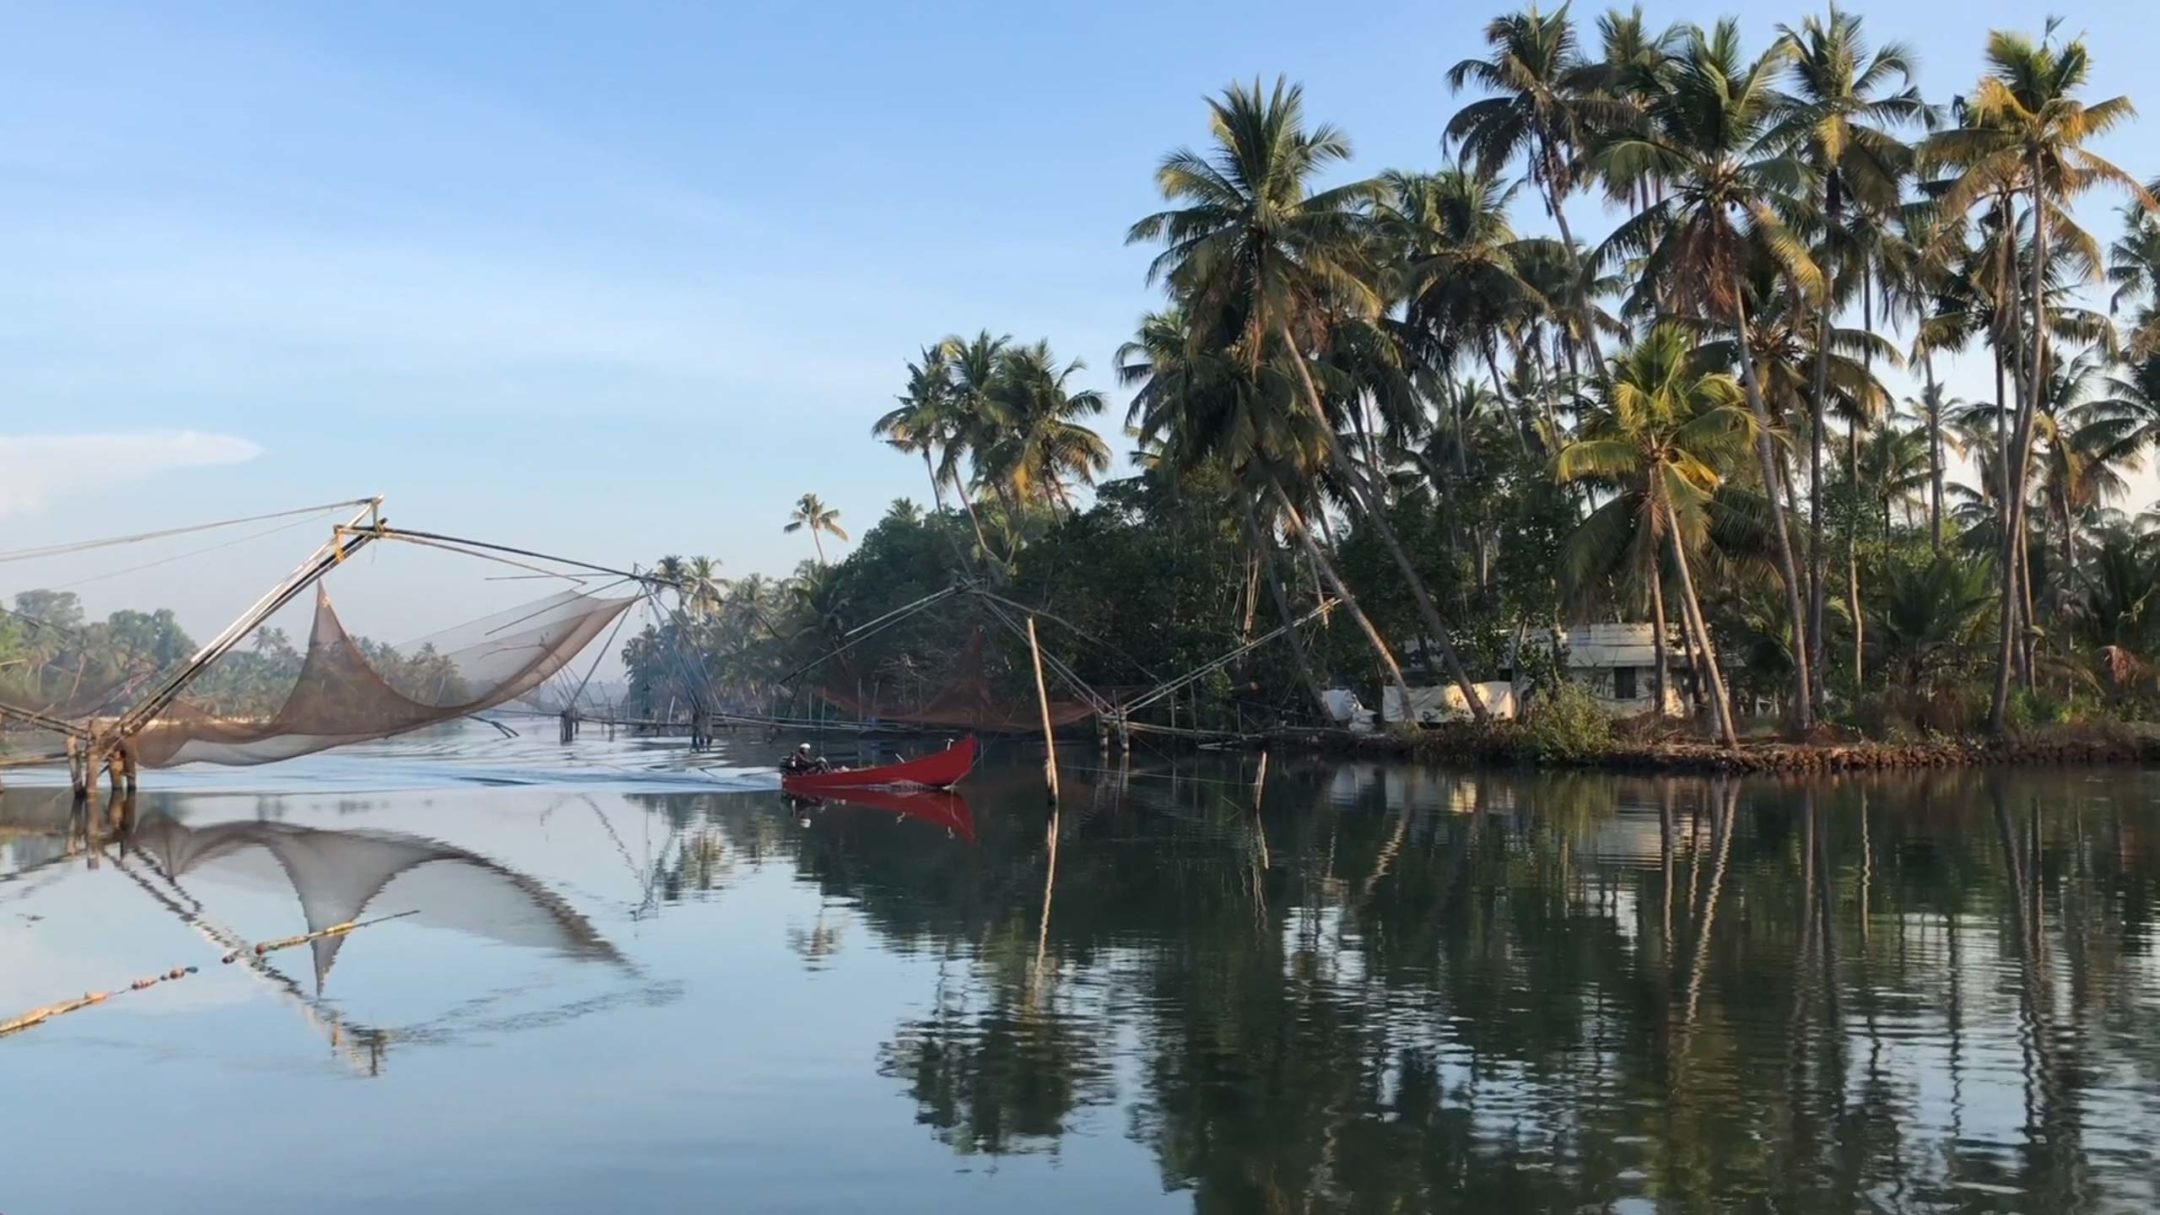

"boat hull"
[780, 736, 976, 793]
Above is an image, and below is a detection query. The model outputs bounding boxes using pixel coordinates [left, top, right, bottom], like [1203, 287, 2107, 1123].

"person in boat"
[780, 743, 829, 776]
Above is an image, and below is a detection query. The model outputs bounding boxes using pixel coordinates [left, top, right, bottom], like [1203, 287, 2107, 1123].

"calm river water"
[3, 730, 2158, 1212]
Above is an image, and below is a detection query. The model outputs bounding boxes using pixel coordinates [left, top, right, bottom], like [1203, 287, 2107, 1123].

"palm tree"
[1128, 77, 1490, 720]
[2108, 201, 2160, 358]
[1555, 326, 1752, 746]
[980, 341, 1112, 515]
[1444, 5, 1628, 378]
[1121, 306, 1402, 711]
[938, 330, 1016, 556]
[1927, 24, 2157, 732]
[652, 554, 690, 613]
[1867, 553, 1998, 700]
[1377, 168, 1550, 450]
[682, 556, 727, 618]
[784, 493, 850, 565]
[1597, 18, 1821, 730]
[874, 346, 959, 515]
[1770, 6, 1926, 709]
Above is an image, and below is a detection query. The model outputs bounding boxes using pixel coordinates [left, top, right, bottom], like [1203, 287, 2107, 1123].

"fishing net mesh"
[2, 585, 634, 768]
[817, 628, 1095, 733]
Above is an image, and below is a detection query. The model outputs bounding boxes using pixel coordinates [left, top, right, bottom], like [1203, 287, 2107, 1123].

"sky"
[5, 0, 2160, 644]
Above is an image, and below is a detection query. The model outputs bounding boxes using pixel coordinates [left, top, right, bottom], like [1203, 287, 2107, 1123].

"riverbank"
[1259, 721, 2160, 772]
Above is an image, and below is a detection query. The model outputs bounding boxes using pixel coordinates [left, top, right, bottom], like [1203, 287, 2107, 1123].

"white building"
[1380, 622, 1686, 724]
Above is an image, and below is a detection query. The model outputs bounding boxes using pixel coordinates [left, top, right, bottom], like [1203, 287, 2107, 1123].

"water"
[5, 729, 2160, 1212]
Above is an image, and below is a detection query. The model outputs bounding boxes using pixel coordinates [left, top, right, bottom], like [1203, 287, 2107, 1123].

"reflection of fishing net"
[122, 587, 634, 767]
[818, 629, 1094, 733]
[128, 816, 623, 990]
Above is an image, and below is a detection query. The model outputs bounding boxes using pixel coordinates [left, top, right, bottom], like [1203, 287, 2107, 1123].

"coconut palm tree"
[2107, 201, 2160, 359]
[1121, 306, 1405, 711]
[784, 493, 850, 565]
[1597, 18, 1821, 730]
[1377, 168, 1551, 450]
[682, 556, 727, 619]
[1927, 24, 2157, 731]
[980, 341, 1112, 516]
[1444, 5, 1629, 377]
[874, 346, 961, 516]
[1769, 6, 1927, 708]
[1554, 325, 1754, 746]
[1128, 77, 1490, 720]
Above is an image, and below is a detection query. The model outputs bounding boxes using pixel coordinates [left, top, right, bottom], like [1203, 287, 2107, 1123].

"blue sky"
[5, 0, 2160, 639]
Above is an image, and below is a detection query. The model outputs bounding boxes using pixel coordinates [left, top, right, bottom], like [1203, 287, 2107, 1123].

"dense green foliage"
[624, 11, 2160, 744]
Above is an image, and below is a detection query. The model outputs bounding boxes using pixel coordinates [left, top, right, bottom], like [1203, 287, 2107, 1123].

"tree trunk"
[1650, 547, 1672, 720]
[1727, 278, 1816, 732]
[1484, 336, 1534, 457]
[1243, 499, 1326, 715]
[1991, 166, 2050, 735]
[952, 473, 999, 568]
[1666, 494, 1737, 748]
[1271, 479, 1416, 718]
[1677, 602, 1708, 713]
[1850, 271, 1873, 701]
[2056, 480, 2077, 589]
[1539, 149, 1605, 378]
[1807, 306, 1833, 719]
[1923, 350, 1944, 556]
[1277, 323, 1491, 722]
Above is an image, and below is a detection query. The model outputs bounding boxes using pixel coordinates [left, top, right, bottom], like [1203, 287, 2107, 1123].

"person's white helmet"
[797, 743, 812, 753]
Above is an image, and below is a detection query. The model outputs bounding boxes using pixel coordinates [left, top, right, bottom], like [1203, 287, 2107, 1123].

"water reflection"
[739, 760, 2160, 1209]
[2, 786, 644, 1075]
[5, 751, 2160, 1210]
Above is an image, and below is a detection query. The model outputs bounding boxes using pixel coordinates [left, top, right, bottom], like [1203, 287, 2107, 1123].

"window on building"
[1612, 666, 1638, 701]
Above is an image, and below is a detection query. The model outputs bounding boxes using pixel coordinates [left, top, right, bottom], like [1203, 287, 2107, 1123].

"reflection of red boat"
[782, 736, 977, 793]
[794, 788, 976, 842]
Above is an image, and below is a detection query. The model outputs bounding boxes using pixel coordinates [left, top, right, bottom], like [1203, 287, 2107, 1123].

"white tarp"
[1381, 682, 1517, 725]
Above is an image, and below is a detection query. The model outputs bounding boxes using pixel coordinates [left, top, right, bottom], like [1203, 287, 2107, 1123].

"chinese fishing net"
[0, 504, 636, 768]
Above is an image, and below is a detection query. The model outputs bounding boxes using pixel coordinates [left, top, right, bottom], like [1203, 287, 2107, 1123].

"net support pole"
[112, 498, 384, 744]
[1027, 616, 1060, 808]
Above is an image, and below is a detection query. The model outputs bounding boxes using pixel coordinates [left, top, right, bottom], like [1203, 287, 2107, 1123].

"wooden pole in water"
[1026, 616, 1060, 805]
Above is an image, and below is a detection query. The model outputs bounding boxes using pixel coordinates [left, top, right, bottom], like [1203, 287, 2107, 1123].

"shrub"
[1520, 681, 1611, 764]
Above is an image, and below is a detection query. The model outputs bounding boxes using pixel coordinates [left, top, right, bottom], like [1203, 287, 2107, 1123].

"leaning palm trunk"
[1991, 159, 2051, 734]
[1665, 495, 1738, 749]
[921, 450, 949, 515]
[1278, 325, 1491, 723]
[949, 472, 999, 568]
[1270, 479, 1417, 717]
[1727, 279, 1816, 731]
[1537, 151, 1606, 383]
[1241, 501, 1327, 715]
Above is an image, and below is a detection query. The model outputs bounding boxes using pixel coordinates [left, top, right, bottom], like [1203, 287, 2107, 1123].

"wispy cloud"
[0, 431, 263, 519]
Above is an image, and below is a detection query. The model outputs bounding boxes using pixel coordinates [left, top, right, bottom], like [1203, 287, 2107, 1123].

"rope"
[0, 498, 377, 565]
[41, 509, 344, 592]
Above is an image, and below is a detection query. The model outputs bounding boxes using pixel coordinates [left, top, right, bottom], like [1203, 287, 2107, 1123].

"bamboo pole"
[222, 909, 421, 964]
[1027, 616, 1060, 805]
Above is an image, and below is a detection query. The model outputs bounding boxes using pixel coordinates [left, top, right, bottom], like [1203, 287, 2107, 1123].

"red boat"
[781, 736, 977, 794]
